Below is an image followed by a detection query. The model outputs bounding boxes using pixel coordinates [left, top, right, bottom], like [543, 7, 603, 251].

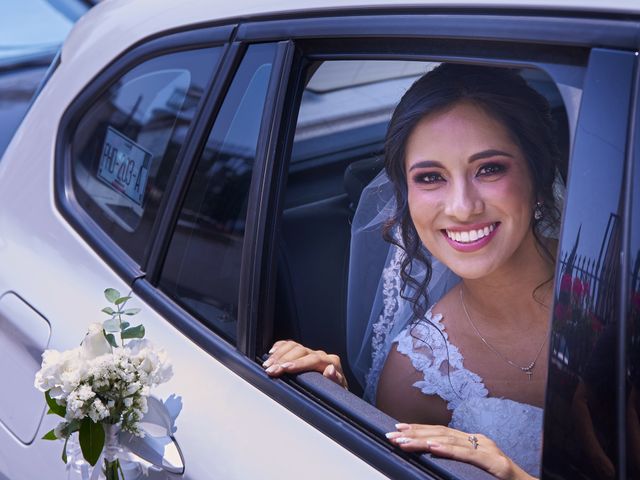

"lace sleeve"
[393, 312, 488, 410]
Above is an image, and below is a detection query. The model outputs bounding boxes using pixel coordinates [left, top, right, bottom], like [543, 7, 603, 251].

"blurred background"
[0, 0, 97, 157]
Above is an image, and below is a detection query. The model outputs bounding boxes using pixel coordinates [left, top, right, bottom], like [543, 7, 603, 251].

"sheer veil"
[346, 171, 460, 403]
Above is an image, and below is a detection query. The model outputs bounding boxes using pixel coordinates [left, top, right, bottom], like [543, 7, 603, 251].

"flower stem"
[104, 458, 121, 480]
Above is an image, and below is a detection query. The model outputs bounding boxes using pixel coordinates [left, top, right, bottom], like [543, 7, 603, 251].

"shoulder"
[376, 343, 451, 425]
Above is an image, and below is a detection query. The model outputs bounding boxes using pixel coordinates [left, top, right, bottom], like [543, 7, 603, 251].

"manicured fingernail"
[280, 362, 294, 369]
[385, 432, 400, 439]
[263, 358, 273, 367]
[268, 346, 276, 354]
[426, 440, 441, 448]
[395, 437, 411, 445]
[265, 365, 279, 373]
[327, 365, 336, 375]
[395, 423, 411, 431]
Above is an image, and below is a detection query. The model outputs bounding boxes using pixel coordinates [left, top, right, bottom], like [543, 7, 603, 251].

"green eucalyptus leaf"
[45, 391, 66, 418]
[104, 288, 120, 303]
[79, 419, 104, 466]
[114, 296, 131, 305]
[42, 429, 57, 440]
[102, 318, 120, 332]
[123, 308, 140, 316]
[101, 307, 116, 315]
[121, 325, 145, 339]
[62, 436, 69, 463]
[120, 321, 130, 330]
[105, 333, 118, 348]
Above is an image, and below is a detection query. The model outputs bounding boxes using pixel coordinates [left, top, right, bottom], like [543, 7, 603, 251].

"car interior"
[272, 59, 570, 394]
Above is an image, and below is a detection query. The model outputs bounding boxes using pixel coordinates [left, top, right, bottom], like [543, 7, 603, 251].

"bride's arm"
[378, 346, 536, 480]
[263, 340, 348, 388]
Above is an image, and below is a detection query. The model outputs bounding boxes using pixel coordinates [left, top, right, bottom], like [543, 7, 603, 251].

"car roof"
[60, 0, 639, 80]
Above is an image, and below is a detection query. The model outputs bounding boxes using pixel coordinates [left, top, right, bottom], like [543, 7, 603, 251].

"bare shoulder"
[376, 343, 451, 426]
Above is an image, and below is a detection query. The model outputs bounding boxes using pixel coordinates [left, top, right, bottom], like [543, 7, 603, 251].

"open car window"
[272, 57, 579, 478]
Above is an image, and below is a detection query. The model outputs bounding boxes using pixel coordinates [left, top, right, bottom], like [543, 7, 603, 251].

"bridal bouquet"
[34, 288, 172, 479]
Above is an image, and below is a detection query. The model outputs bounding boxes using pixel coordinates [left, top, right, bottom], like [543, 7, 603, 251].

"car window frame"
[55, 24, 235, 282]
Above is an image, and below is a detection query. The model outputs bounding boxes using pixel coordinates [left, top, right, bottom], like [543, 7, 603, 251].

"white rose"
[82, 323, 112, 359]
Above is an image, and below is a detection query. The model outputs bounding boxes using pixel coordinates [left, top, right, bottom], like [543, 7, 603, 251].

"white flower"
[34, 348, 84, 398]
[82, 323, 112, 359]
[88, 398, 109, 423]
[35, 317, 173, 442]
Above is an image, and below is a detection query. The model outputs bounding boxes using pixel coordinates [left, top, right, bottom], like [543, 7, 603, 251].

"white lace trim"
[394, 310, 488, 410]
[364, 246, 403, 401]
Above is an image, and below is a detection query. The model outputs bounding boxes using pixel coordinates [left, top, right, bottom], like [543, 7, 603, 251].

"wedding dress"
[394, 311, 543, 477]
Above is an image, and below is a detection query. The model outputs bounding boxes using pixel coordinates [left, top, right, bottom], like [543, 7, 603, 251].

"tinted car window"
[627, 94, 640, 477]
[159, 43, 277, 343]
[70, 47, 221, 264]
[543, 49, 633, 479]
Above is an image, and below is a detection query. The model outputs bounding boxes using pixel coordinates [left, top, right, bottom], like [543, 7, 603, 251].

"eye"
[414, 172, 444, 185]
[477, 163, 506, 177]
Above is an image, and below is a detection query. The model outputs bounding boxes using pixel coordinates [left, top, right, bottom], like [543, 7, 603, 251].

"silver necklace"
[459, 287, 548, 380]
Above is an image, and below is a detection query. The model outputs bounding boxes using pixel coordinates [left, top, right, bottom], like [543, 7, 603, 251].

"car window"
[158, 43, 278, 344]
[69, 47, 221, 265]
[273, 58, 578, 475]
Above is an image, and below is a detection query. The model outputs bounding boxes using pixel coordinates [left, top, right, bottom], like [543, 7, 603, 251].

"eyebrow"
[408, 149, 514, 172]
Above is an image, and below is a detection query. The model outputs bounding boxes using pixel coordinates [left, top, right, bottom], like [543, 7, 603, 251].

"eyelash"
[477, 163, 507, 177]
[412, 163, 507, 186]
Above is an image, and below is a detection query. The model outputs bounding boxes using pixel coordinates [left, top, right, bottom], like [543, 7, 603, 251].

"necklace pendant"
[526, 370, 533, 380]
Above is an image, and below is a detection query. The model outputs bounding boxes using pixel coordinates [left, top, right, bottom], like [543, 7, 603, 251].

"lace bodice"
[394, 311, 543, 477]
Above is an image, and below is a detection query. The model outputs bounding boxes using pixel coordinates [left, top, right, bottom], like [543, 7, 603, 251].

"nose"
[443, 178, 484, 221]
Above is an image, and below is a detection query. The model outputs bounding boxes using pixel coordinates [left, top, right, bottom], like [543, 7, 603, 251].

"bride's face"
[404, 101, 538, 280]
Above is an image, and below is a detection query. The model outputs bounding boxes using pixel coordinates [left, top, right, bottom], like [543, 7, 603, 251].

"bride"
[265, 63, 562, 479]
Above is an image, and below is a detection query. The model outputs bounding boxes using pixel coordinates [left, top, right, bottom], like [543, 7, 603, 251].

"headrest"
[343, 156, 384, 209]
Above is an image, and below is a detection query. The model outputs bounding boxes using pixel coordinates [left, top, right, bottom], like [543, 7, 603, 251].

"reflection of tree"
[546, 211, 622, 479]
[551, 212, 621, 375]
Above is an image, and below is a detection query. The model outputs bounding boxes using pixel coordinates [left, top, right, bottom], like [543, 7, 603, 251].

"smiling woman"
[267, 63, 565, 479]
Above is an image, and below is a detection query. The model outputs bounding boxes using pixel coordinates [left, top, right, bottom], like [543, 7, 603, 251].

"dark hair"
[383, 63, 562, 320]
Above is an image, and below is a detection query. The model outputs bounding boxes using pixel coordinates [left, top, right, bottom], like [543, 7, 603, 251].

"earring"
[534, 201, 544, 221]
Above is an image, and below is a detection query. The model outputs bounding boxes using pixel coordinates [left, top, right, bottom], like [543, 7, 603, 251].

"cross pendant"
[526, 371, 533, 380]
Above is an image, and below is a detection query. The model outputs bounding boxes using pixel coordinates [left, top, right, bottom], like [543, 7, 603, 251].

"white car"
[1, 0, 639, 478]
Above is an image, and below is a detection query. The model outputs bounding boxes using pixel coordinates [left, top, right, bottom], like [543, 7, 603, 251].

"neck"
[460, 236, 555, 328]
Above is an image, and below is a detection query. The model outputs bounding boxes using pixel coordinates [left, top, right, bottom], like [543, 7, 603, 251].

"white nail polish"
[395, 437, 411, 445]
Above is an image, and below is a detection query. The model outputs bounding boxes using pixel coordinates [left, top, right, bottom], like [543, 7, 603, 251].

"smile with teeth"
[445, 223, 497, 244]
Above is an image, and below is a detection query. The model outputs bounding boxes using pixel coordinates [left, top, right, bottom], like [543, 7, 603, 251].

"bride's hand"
[386, 423, 535, 480]
[263, 340, 348, 389]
